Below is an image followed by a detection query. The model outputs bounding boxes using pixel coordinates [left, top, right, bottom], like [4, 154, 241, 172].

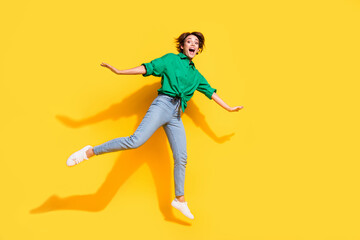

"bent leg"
[93, 101, 170, 155]
[163, 116, 187, 197]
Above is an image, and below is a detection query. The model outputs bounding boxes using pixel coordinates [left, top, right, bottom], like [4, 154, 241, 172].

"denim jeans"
[93, 94, 187, 197]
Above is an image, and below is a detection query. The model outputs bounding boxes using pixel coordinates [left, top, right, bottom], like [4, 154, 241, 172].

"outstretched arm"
[211, 92, 244, 112]
[100, 62, 146, 75]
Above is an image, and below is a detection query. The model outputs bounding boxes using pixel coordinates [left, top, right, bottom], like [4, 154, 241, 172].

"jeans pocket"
[154, 95, 172, 110]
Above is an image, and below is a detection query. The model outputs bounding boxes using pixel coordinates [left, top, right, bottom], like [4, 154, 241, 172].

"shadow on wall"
[30, 82, 234, 226]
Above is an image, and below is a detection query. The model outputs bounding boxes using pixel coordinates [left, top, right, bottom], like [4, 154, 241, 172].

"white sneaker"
[66, 145, 92, 167]
[171, 198, 194, 219]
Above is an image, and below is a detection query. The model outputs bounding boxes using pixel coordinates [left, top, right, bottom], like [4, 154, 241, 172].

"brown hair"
[175, 32, 205, 54]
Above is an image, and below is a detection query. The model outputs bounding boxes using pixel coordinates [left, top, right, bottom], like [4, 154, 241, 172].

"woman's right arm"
[100, 63, 146, 75]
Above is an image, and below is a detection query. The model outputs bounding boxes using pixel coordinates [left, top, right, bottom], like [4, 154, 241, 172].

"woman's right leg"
[93, 99, 170, 155]
[67, 96, 172, 166]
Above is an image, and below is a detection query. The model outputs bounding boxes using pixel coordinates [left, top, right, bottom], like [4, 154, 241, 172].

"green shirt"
[142, 52, 216, 112]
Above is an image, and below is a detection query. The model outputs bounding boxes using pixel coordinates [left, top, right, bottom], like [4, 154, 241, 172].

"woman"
[66, 32, 243, 219]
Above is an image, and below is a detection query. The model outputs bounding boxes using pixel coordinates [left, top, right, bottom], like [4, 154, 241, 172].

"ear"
[180, 45, 183, 50]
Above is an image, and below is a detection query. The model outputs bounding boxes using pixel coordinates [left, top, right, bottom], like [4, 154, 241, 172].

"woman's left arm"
[211, 92, 244, 112]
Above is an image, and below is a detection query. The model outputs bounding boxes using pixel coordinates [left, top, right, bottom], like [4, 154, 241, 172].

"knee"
[174, 152, 187, 166]
[128, 134, 144, 149]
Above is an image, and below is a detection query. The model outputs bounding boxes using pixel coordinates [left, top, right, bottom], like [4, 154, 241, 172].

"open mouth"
[189, 48, 195, 54]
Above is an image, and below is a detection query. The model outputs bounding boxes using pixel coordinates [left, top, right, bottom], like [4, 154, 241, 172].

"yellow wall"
[1, 0, 360, 239]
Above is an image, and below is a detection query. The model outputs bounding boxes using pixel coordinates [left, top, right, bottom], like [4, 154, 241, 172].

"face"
[180, 35, 200, 60]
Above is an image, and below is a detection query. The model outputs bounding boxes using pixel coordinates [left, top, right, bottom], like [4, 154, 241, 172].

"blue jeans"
[93, 94, 187, 197]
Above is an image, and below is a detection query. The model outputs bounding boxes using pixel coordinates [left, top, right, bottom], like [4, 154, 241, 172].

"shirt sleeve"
[196, 73, 217, 99]
[141, 54, 170, 77]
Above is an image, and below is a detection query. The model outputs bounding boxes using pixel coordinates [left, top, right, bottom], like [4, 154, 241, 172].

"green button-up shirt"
[142, 52, 216, 112]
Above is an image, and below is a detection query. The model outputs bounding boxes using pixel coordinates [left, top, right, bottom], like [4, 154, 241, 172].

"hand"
[100, 62, 110, 67]
[228, 106, 244, 112]
[100, 62, 121, 74]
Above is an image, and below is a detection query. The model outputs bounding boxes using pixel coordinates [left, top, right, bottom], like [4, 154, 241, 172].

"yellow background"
[1, 0, 360, 239]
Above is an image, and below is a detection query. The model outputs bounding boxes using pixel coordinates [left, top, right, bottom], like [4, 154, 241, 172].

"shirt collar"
[178, 52, 195, 67]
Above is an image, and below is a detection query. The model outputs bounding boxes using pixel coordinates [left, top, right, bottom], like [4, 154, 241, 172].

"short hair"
[175, 32, 205, 54]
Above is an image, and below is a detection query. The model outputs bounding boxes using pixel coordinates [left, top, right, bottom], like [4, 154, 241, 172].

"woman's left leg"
[163, 116, 187, 198]
[163, 115, 194, 219]
[163, 114, 194, 219]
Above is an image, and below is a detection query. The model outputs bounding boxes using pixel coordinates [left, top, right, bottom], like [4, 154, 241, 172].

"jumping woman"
[66, 32, 243, 219]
